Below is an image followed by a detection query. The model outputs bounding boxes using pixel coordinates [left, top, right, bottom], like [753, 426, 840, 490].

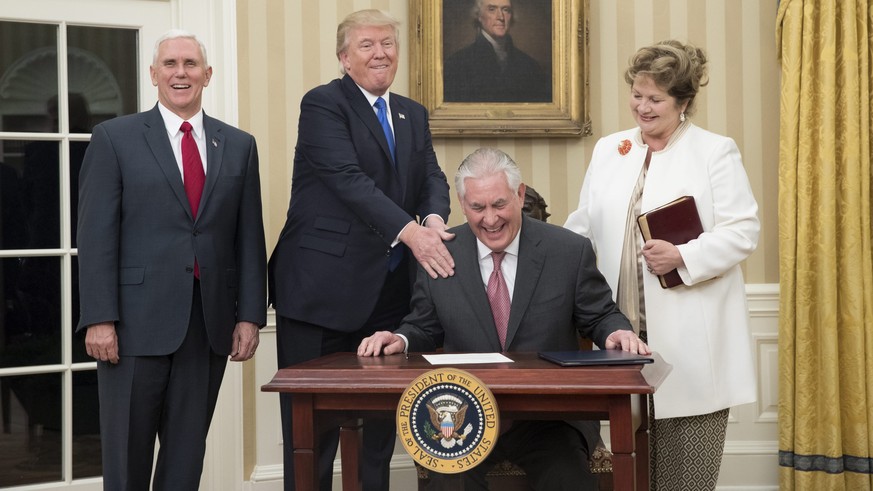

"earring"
[680, 112, 686, 123]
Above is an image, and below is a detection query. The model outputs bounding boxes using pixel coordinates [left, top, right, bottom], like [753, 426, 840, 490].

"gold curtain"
[777, 0, 873, 489]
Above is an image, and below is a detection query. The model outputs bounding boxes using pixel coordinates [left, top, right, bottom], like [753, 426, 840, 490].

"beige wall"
[238, 3, 782, 485]
[237, 0, 780, 284]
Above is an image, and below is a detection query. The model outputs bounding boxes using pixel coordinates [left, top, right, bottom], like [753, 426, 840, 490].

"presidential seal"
[397, 368, 499, 474]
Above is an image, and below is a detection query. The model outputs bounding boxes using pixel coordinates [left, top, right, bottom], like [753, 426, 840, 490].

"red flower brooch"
[618, 139, 632, 156]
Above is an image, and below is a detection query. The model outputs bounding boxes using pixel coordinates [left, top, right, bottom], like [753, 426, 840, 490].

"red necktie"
[180, 121, 205, 277]
[180, 121, 205, 218]
[487, 251, 510, 351]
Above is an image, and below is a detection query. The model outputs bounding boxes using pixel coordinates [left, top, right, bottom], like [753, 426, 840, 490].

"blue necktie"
[374, 97, 396, 163]
[388, 244, 404, 272]
[376, 97, 402, 270]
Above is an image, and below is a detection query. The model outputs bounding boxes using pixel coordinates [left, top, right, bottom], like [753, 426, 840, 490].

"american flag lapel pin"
[398, 113, 406, 120]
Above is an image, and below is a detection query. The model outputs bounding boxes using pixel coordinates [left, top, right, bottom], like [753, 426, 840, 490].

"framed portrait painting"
[408, 0, 591, 137]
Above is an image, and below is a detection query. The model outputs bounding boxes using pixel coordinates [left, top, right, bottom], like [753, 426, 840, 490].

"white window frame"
[0, 1, 243, 489]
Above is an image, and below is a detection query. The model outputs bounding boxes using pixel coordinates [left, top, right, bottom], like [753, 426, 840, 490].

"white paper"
[421, 353, 514, 365]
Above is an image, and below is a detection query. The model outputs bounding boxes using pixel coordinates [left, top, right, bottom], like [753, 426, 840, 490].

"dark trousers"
[427, 421, 598, 491]
[276, 265, 410, 491]
[97, 281, 228, 491]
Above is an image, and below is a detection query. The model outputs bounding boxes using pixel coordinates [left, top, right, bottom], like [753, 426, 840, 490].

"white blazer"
[565, 124, 759, 419]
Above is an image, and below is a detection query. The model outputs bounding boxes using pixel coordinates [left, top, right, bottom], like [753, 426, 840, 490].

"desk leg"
[609, 395, 637, 491]
[340, 420, 363, 491]
[291, 394, 319, 490]
[635, 395, 650, 490]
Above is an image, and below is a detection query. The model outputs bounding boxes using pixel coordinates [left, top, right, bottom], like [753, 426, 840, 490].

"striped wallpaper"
[237, 0, 779, 284]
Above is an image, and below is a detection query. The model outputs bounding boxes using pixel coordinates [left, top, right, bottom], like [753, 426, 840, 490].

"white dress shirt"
[397, 228, 522, 352]
[475, 229, 521, 301]
[157, 102, 207, 179]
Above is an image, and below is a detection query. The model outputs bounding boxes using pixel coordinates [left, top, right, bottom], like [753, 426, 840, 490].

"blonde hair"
[336, 9, 400, 73]
[624, 40, 708, 115]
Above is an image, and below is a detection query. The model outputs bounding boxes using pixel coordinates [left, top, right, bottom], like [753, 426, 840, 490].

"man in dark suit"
[268, 9, 455, 491]
[358, 147, 649, 490]
[444, 0, 551, 102]
[77, 29, 266, 490]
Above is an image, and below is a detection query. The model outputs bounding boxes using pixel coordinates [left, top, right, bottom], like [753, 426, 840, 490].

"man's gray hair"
[471, 0, 516, 29]
[455, 147, 522, 199]
[152, 29, 209, 67]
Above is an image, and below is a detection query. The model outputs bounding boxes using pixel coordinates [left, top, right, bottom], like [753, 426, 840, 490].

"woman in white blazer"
[565, 40, 759, 491]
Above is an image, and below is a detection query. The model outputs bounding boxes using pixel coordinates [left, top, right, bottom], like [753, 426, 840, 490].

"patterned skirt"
[649, 400, 730, 491]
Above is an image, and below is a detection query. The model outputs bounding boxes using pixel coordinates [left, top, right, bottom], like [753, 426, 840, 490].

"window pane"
[72, 370, 101, 479]
[0, 256, 62, 368]
[67, 25, 139, 129]
[70, 140, 88, 248]
[25, 139, 62, 249]
[0, 373, 63, 487]
[0, 141, 29, 250]
[0, 139, 62, 249]
[0, 22, 59, 133]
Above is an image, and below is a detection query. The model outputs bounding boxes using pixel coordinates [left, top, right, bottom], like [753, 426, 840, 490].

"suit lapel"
[505, 218, 545, 349]
[455, 228, 506, 352]
[390, 97, 411, 199]
[342, 75, 397, 171]
[143, 106, 192, 221]
[199, 112, 224, 221]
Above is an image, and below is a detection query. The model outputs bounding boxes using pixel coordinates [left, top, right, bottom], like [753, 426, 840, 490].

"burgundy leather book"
[637, 195, 704, 288]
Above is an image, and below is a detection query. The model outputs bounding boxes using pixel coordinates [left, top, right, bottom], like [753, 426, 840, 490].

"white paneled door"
[0, 1, 241, 489]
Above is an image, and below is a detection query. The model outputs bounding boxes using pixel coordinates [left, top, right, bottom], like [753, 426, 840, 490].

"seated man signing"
[358, 147, 649, 491]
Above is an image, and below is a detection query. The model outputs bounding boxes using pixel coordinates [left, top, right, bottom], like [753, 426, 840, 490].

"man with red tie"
[77, 29, 266, 490]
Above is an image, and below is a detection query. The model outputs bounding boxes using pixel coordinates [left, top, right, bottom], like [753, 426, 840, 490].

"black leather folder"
[538, 350, 655, 367]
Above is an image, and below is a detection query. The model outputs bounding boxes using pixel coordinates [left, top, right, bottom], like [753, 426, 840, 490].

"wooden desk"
[262, 352, 670, 491]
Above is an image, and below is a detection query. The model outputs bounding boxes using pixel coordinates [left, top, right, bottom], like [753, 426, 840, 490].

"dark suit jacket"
[269, 75, 450, 332]
[443, 33, 551, 103]
[395, 215, 632, 449]
[77, 105, 267, 356]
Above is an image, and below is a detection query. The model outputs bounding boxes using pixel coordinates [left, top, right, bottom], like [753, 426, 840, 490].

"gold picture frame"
[408, 0, 591, 138]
